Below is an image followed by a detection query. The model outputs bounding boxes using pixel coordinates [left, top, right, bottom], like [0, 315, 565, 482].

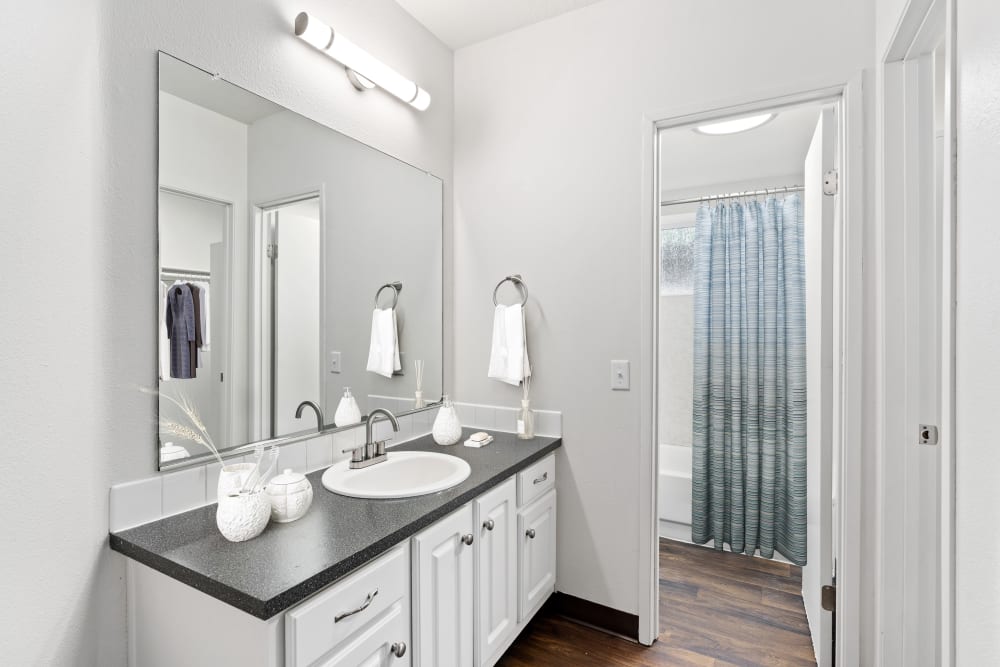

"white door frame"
[879, 0, 955, 663]
[638, 78, 865, 666]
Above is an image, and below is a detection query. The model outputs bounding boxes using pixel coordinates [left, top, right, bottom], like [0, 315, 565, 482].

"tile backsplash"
[108, 400, 562, 532]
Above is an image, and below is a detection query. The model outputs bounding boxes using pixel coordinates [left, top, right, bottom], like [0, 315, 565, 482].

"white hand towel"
[488, 304, 531, 386]
[367, 308, 402, 378]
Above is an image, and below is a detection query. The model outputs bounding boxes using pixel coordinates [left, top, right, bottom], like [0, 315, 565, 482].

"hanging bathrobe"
[166, 283, 196, 379]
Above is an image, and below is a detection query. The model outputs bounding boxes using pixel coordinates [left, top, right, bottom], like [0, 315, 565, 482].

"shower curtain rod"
[660, 185, 804, 207]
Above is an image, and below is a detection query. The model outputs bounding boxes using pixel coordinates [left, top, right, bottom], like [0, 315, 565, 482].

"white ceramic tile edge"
[108, 401, 560, 532]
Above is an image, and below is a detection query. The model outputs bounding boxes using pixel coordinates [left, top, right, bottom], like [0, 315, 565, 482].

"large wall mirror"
[157, 52, 443, 470]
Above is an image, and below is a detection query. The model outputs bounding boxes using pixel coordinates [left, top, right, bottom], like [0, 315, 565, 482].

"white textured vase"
[216, 490, 270, 542]
[432, 396, 463, 446]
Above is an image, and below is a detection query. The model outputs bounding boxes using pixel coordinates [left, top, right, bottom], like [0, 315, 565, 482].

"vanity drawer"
[517, 454, 555, 507]
[286, 544, 409, 667]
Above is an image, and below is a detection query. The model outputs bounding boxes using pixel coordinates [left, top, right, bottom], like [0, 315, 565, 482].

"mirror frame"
[155, 51, 445, 472]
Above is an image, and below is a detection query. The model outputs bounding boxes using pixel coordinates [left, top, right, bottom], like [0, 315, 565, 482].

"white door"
[882, 43, 948, 666]
[802, 106, 837, 667]
[412, 504, 475, 667]
[273, 198, 321, 437]
[474, 478, 517, 667]
[517, 490, 557, 622]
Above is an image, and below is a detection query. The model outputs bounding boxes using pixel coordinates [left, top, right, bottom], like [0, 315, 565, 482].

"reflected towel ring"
[493, 274, 528, 307]
[375, 281, 402, 309]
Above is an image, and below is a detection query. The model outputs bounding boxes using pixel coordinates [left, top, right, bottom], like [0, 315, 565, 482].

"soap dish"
[464, 431, 494, 448]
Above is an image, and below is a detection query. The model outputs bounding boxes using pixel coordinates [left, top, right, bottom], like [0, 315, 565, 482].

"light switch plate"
[611, 360, 630, 390]
[329, 351, 341, 373]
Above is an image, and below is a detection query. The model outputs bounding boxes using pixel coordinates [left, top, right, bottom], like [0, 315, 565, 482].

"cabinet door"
[474, 478, 517, 667]
[315, 599, 410, 667]
[412, 503, 475, 667]
[518, 490, 557, 622]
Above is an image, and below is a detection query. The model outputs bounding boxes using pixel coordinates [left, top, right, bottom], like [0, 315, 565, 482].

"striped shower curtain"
[690, 196, 807, 565]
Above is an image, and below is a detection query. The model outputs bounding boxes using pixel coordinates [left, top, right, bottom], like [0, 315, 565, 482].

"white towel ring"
[493, 274, 528, 307]
[375, 281, 402, 309]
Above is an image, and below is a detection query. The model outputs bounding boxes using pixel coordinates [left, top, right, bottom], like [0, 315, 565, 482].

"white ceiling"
[659, 105, 824, 198]
[393, 0, 606, 50]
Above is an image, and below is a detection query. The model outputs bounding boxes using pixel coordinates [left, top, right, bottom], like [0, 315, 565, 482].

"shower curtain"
[690, 196, 807, 566]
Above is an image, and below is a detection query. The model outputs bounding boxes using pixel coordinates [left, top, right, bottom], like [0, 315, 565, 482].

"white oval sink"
[321, 451, 471, 499]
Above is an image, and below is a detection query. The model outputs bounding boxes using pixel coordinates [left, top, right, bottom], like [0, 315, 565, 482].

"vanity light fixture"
[694, 113, 776, 135]
[294, 12, 431, 111]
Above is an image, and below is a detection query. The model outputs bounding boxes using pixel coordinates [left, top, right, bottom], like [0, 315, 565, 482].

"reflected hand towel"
[366, 308, 401, 378]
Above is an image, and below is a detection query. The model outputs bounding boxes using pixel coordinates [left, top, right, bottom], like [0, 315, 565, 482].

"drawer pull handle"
[390, 641, 407, 658]
[334, 589, 378, 623]
[462, 533, 474, 546]
[533, 472, 548, 485]
[483, 519, 495, 531]
[526, 528, 536, 539]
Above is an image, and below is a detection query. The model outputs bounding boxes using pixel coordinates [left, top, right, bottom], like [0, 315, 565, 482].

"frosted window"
[660, 227, 695, 295]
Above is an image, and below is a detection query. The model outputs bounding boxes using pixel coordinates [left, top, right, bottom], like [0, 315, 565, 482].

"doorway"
[639, 81, 865, 665]
[253, 194, 323, 440]
[655, 99, 836, 665]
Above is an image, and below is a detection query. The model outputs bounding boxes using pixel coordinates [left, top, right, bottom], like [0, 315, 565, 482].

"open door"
[802, 106, 836, 666]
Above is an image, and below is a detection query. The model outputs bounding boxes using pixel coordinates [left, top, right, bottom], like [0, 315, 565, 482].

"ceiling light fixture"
[294, 12, 431, 111]
[694, 113, 776, 135]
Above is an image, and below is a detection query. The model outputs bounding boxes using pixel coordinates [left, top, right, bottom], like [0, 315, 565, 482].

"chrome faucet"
[342, 408, 399, 469]
[295, 400, 325, 432]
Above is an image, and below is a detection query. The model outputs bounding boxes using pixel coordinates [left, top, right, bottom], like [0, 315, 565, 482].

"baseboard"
[548, 592, 639, 642]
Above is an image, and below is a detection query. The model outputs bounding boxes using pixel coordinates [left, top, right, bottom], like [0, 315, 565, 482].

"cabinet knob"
[390, 641, 406, 658]
[526, 528, 536, 539]
[461, 533, 474, 546]
[483, 519, 495, 531]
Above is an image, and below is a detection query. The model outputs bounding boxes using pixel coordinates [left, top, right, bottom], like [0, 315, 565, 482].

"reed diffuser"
[517, 376, 535, 440]
[414, 360, 426, 409]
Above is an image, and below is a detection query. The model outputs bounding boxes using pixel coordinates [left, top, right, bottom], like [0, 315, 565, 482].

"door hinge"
[919, 424, 939, 446]
[823, 168, 839, 196]
[821, 585, 836, 612]
[266, 243, 278, 260]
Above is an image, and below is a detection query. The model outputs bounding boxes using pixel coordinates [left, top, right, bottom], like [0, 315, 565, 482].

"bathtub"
[658, 444, 693, 541]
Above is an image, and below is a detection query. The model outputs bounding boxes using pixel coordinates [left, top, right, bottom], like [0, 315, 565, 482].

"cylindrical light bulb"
[294, 12, 430, 110]
[410, 87, 431, 111]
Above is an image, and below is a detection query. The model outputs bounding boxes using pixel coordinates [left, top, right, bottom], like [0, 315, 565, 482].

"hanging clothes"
[166, 283, 196, 379]
[690, 196, 807, 566]
[187, 282, 204, 374]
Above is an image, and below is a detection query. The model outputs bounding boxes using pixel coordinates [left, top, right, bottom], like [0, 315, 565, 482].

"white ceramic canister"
[216, 490, 270, 542]
[265, 469, 314, 523]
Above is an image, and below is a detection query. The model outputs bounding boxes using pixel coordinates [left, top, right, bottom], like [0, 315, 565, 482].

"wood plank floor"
[498, 539, 817, 666]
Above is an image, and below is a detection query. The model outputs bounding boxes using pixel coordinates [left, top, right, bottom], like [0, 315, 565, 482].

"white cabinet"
[411, 503, 475, 667]
[518, 489, 557, 622]
[286, 544, 410, 667]
[474, 478, 518, 667]
[309, 599, 409, 667]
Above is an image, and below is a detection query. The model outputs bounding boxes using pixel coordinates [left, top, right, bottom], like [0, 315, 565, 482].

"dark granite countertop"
[110, 429, 561, 619]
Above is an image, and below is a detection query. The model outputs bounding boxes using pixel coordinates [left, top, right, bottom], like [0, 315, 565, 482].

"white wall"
[0, 0, 453, 662]
[955, 0, 1000, 661]
[0, 0, 122, 663]
[453, 0, 873, 617]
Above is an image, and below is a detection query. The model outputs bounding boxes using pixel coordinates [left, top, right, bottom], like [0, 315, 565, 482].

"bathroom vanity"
[111, 431, 560, 667]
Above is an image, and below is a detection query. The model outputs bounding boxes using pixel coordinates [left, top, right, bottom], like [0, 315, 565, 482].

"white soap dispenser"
[334, 387, 362, 427]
